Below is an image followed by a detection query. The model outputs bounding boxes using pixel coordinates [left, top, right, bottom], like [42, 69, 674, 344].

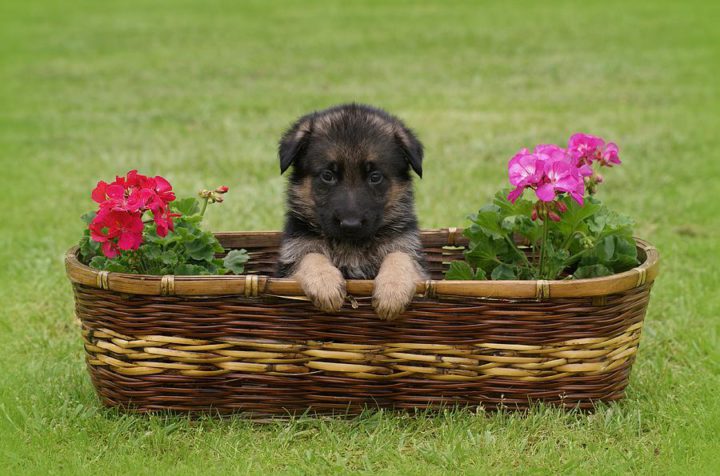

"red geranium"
[89, 170, 178, 257]
[89, 209, 145, 258]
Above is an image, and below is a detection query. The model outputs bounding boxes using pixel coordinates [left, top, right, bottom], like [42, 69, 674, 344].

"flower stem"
[565, 248, 591, 267]
[199, 197, 209, 218]
[538, 211, 550, 279]
[504, 235, 531, 267]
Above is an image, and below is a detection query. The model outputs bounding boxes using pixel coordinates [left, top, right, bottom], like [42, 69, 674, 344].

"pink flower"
[537, 160, 584, 205]
[507, 146, 584, 205]
[568, 133, 605, 164]
[568, 133, 621, 168]
[508, 149, 545, 203]
[508, 149, 542, 187]
[600, 142, 621, 166]
[534, 144, 567, 162]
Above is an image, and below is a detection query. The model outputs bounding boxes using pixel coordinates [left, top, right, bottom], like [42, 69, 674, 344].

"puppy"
[276, 103, 427, 320]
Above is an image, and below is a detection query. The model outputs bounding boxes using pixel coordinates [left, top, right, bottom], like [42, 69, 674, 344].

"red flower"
[153, 208, 181, 237]
[88, 170, 178, 257]
[89, 209, 144, 257]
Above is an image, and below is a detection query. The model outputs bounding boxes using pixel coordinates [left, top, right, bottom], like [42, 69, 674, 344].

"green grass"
[1, 0, 719, 473]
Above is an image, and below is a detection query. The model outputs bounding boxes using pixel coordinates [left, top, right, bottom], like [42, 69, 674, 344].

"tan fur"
[384, 182, 409, 214]
[279, 232, 425, 281]
[288, 177, 316, 223]
[292, 253, 347, 313]
[372, 251, 423, 320]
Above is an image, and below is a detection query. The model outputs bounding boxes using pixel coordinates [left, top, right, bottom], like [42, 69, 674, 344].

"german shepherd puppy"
[276, 104, 426, 320]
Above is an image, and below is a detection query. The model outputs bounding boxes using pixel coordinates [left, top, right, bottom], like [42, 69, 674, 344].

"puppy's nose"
[339, 217, 363, 232]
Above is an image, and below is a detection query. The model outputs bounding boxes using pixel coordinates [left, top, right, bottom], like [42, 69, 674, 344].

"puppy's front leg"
[292, 253, 346, 313]
[372, 252, 422, 320]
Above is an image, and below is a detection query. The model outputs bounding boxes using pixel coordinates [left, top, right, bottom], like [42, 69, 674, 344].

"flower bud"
[556, 201, 568, 213]
[199, 189, 212, 199]
[531, 208, 538, 221]
[548, 211, 561, 222]
[216, 186, 229, 194]
[214, 195, 224, 203]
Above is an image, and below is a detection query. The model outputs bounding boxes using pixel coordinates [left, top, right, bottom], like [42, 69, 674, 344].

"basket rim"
[65, 228, 659, 299]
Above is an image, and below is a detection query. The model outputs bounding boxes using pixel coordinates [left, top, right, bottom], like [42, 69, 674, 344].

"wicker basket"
[65, 228, 659, 416]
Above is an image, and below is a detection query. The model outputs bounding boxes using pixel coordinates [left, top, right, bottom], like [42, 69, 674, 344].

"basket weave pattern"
[67, 229, 659, 415]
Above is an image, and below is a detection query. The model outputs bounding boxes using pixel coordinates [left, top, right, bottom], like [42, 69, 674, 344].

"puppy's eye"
[320, 170, 336, 184]
[368, 171, 383, 185]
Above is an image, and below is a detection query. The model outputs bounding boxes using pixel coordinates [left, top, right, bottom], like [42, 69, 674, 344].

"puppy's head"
[279, 104, 423, 241]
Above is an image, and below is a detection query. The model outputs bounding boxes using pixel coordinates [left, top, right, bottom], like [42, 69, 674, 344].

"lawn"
[1, 0, 719, 474]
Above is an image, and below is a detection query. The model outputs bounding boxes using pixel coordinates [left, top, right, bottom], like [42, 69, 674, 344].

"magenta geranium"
[445, 132, 637, 282]
[538, 159, 585, 205]
[568, 133, 621, 167]
[507, 133, 622, 214]
[507, 145, 584, 207]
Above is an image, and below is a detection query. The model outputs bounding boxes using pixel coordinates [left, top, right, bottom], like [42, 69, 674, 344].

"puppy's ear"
[279, 116, 313, 174]
[394, 126, 424, 178]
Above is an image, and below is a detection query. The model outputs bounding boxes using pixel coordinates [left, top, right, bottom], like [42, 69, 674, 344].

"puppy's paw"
[372, 274, 417, 321]
[304, 268, 346, 313]
[372, 252, 422, 320]
[293, 254, 346, 313]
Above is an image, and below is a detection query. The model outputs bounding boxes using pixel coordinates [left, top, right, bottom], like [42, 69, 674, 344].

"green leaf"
[160, 250, 180, 266]
[580, 235, 638, 272]
[224, 249, 249, 275]
[469, 210, 504, 240]
[81, 211, 97, 225]
[445, 261, 473, 280]
[598, 235, 616, 262]
[79, 233, 101, 262]
[573, 264, 613, 279]
[88, 256, 109, 270]
[501, 214, 538, 239]
[174, 264, 211, 275]
[106, 261, 132, 272]
[586, 201, 635, 240]
[491, 263, 518, 280]
[473, 267, 487, 279]
[492, 190, 534, 216]
[555, 197, 601, 238]
[464, 237, 506, 273]
[141, 243, 162, 260]
[171, 197, 201, 217]
[184, 235, 216, 261]
[542, 243, 570, 280]
[444, 261, 487, 280]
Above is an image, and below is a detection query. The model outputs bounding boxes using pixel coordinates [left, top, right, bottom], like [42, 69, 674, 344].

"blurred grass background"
[1, 0, 719, 474]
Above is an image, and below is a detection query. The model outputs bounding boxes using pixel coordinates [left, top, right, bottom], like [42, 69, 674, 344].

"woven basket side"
[75, 282, 651, 414]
